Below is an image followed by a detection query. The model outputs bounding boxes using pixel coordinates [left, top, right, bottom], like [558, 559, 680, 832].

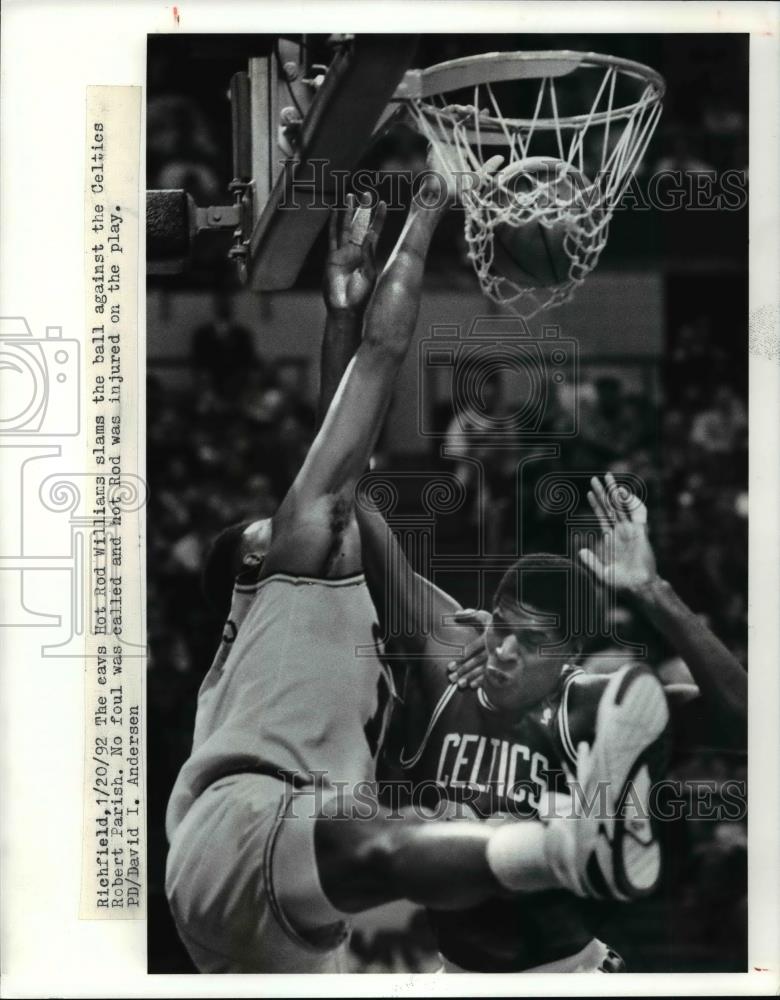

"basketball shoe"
[542, 664, 671, 901]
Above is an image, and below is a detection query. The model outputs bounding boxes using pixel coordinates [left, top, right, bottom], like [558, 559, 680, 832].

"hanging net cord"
[404, 59, 664, 317]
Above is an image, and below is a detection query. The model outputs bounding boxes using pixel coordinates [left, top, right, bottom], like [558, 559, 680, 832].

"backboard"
[245, 35, 418, 290]
[146, 34, 419, 289]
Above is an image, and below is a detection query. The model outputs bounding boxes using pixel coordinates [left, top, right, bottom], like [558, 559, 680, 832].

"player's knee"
[315, 814, 406, 898]
[348, 818, 424, 886]
[351, 827, 397, 877]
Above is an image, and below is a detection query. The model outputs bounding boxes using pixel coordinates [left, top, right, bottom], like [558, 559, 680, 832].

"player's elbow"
[361, 319, 409, 365]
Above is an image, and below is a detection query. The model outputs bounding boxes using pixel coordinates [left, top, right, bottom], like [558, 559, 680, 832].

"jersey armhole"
[557, 671, 581, 769]
[399, 682, 458, 770]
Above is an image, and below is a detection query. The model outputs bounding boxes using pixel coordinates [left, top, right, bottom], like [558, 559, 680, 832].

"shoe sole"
[587, 664, 670, 900]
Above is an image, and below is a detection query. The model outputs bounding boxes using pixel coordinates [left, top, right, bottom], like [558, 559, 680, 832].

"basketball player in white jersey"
[164, 164, 669, 974]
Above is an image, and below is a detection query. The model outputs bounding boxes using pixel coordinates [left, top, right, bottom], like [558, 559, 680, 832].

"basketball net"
[403, 54, 664, 317]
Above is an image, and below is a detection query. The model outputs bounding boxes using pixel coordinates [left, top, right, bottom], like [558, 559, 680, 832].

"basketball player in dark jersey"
[165, 161, 660, 973]
[357, 473, 747, 972]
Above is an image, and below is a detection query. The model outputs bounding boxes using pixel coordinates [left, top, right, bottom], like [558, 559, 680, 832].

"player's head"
[483, 553, 599, 710]
[202, 518, 272, 618]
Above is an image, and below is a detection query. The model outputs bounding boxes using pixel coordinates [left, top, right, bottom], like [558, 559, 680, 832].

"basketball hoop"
[397, 51, 665, 317]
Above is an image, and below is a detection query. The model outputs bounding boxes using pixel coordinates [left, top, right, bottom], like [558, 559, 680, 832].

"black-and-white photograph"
[146, 32, 749, 975]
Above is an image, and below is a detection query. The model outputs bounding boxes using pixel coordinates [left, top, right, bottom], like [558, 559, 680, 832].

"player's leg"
[165, 775, 351, 973]
[273, 792, 561, 939]
[278, 668, 671, 931]
[166, 774, 555, 971]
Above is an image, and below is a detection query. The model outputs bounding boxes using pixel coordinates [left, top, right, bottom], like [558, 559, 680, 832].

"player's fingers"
[606, 471, 647, 524]
[340, 192, 356, 246]
[465, 666, 486, 689]
[590, 476, 615, 532]
[452, 646, 486, 677]
[631, 499, 648, 525]
[448, 646, 486, 682]
[327, 207, 339, 252]
[350, 208, 372, 251]
[448, 662, 485, 689]
[368, 199, 387, 242]
[360, 203, 385, 270]
[605, 472, 629, 522]
[465, 631, 488, 656]
[590, 476, 616, 525]
[587, 486, 611, 534]
[578, 548, 605, 582]
[447, 646, 483, 677]
[453, 608, 491, 630]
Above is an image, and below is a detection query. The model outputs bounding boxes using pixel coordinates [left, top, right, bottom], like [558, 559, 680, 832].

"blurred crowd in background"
[147, 32, 748, 974]
[147, 294, 747, 973]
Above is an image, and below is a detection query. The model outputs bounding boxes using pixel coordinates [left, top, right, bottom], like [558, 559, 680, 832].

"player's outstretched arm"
[264, 173, 450, 576]
[356, 488, 489, 688]
[299, 190, 446, 496]
[265, 153, 503, 578]
[579, 473, 746, 745]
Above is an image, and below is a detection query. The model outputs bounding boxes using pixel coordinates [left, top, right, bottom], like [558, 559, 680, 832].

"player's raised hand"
[579, 473, 658, 594]
[324, 192, 387, 314]
[447, 608, 491, 688]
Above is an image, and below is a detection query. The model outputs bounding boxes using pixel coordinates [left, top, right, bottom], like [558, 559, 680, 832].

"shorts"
[165, 772, 351, 973]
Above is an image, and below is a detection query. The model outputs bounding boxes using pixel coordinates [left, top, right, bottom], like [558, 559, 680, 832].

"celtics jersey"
[379, 664, 598, 971]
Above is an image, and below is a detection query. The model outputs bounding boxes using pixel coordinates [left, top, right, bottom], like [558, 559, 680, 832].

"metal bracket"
[194, 204, 242, 231]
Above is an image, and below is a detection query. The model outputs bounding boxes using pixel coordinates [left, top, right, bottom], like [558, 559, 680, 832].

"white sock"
[486, 820, 558, 894]
[486, 796, 586, 897]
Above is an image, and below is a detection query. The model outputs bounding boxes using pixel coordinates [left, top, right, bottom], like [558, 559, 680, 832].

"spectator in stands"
[578, 375, 628, 462]
[147, 93, 223, 204]
[654, 125, 716, 176]
[444, 367, 505, 488]
[191, 293, 258, 396]
[689, 384, 748, 455]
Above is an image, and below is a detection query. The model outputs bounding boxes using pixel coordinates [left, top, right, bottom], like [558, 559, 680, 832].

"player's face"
[482, 601, 574, 711]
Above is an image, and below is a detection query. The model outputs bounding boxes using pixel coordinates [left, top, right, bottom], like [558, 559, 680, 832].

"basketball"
[489, 158, 591, 289]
